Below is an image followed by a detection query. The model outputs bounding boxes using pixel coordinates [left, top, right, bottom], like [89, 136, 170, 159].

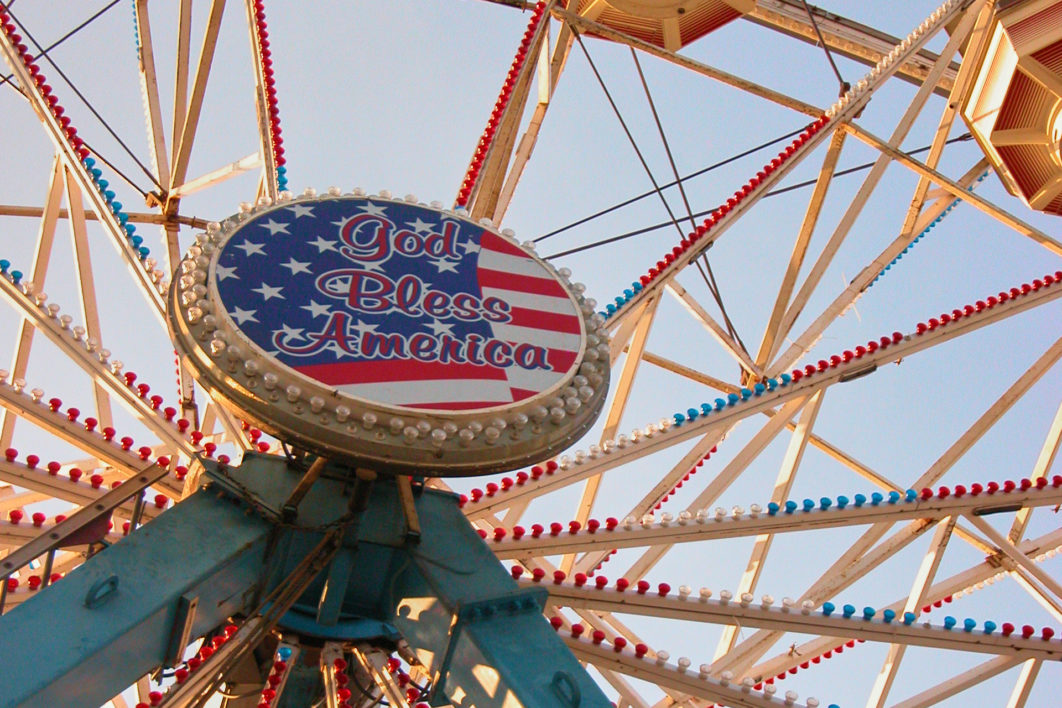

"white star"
[289, 204, 316, 218]
[302, 300, 332, 318]
[260, 219, 290, 236]
[357, 202, 388, 217]
[326, 341, 351, 358]
[407, 217, 434, 234]
[430, 258, 459, 273]
[235, 240, 266, 257]
[252, 283, 284, 301]
[351, 319, 378, 336]
[461, 239, 481, 255]
[280, 258, 312, 275]
[229, 307, 258, 325]
[427, 319, 454, 336]
[309, 235, 337, 253]
[355, 259, 384, 272]
[275, 324, 305, 341]
[215, 264, 238, 281]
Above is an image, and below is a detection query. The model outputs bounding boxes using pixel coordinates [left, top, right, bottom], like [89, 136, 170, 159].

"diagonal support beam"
[465, 295, 1062, 520]
[866, 515, 956, 708]
[1009, 400, 1062, 543]
[714, 390, 824, 659]
[0, 155, 65, 449]
[890, 655, 1024, 708]
[134, 0, 170, 189]
[667, 282, 760, 378]
[754, 129, 847, 371]
[567, 295, 659, 571]
[169, 0, 228, 192]
[491, 484, 1062, 560]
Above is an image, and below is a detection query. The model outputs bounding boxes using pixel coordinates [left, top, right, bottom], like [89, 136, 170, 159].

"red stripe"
[295, 359, 508, 385]
[479, 268, 568, 297]
[407, 399, 511, 410]
[508, 307, 582, 334]
[547, 348, 578, 373]
[480, 230, 530, 258]
[509, 387, 537, 402]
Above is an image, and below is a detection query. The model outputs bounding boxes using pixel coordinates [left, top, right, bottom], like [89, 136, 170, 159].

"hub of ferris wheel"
[166, 192, 612, 707]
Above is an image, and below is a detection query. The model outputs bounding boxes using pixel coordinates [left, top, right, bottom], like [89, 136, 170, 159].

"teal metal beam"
[0, 453, 612, 707]
[0, 490, 273, 708]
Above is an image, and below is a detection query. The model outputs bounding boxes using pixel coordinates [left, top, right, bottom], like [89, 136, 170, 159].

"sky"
[0, 1, 1060, 706]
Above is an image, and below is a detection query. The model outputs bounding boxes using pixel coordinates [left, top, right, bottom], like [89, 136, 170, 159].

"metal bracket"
[165, 594, 199, 668]
[83, 575, 119, 609]
[396, 475, 422, 544]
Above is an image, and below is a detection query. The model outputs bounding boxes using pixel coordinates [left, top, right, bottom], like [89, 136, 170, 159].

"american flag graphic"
[214, 198, 583, 410]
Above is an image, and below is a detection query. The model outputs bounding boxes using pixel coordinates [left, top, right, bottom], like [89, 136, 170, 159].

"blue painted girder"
[0, 454, 610, 708]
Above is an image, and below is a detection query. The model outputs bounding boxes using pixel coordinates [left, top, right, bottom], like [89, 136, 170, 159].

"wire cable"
[0, 1, 120, 91]
[4, 2, 161, 193]
[572, 27, 686, 240]
[801, 0, 849, 94]
[543, 133, 973, 259]
[628, 45, 746, 349]
[534, 125, 806, 243]
[630, 47, 697, 232]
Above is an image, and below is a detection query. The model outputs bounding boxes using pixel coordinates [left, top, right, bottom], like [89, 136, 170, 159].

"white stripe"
[490, 323, 583, 350]
[478, 248, 553, 279]
[481, 287, 578, 315]
[336, 378, 515, 406]
[506, 366, 570, 392]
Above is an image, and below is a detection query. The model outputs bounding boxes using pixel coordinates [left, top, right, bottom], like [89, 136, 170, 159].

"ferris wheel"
[0, 1, 1060, 707]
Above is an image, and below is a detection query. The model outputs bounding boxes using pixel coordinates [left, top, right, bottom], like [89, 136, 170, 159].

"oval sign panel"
[168, 190, 610, 475]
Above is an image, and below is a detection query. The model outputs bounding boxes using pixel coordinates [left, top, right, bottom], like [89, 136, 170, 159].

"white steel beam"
[554, 7, 819, 118]
[492, 19, 575, 224]
[747, 529, 1062, 681]
[639, 350, 739, 394]
[714, 391, 824, 658]
[770, 6, 982, 367]
[964, 514, 1062, 602]
[754, 129, 847, 371]
[1009, 401, 1062, 543]
[169, 0, 228, 191]
[0, 28, 167, 321]
[744, 0, 960, 95]
[169, 152, 261, 199]
[564, 635, 807, 708]
[170, 0, 193, 177]
[866, 516, 956, 708]
[0, 155, 64, 449]
[134, 0, 170, 188]
[0, 274, 198, 457]
[464, 297, 1062, 519]
[491, 484, 1062, 559]
[64, 167, 115, 430]
[572, 427, 727, 576]
[0, 205, 206, 229]
[244, 0, 279, 201]
[0, 459, 163, 519]
[566, 295, 660, 574]
[539, 581, 1062, 659]
[843, 124, 1062, 256]
[769, 159, 989, 375]
[0, 375, 189, 475]
[619, 396, 809, 581]
[1005, 659, 1041, 708]
[666, 282, 760, 378]
[600, 0, 968, 330]
[889, 655, 1024, 708]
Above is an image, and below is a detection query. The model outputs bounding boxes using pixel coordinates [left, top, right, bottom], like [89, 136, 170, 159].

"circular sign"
[167, 189, 610, 475]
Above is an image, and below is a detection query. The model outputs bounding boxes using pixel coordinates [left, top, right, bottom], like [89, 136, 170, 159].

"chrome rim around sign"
[167, 190, 610, 475]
